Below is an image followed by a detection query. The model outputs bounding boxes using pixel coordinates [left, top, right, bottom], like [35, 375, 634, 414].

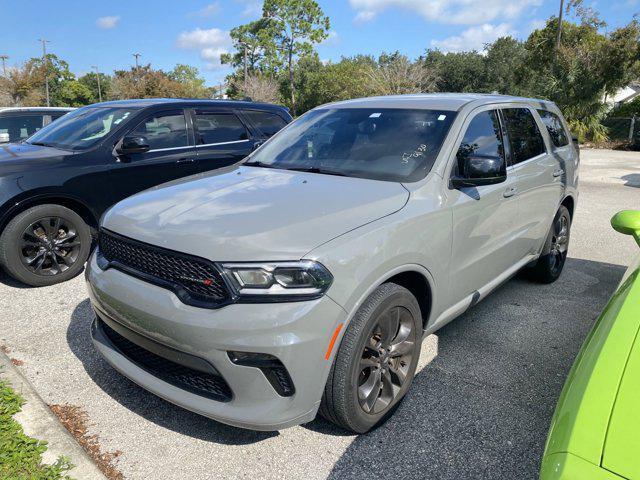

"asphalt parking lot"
[1, 148, 639, 480]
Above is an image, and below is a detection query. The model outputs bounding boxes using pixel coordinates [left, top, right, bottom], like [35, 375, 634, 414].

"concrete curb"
[0, 351, 107, 480]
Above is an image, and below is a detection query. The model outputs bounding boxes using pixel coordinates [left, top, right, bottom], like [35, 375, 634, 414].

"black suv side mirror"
[451, 154, 507, 188]
[119, 136, 150, 154]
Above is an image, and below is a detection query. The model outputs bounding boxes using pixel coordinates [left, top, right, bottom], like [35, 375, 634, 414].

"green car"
[540, 210, 640, 479]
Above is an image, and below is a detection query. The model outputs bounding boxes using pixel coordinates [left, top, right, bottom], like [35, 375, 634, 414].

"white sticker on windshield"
[438, 114, 447, 121]
[369, 112, 382, 118]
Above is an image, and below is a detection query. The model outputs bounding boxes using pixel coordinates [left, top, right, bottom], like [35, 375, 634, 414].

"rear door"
[501, 107, 564, 255]
[108, 109, 195, 203]
[190, 109, 254, 174]
[447, 107, 522, 306]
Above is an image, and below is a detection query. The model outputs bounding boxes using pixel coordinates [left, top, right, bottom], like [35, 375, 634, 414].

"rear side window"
[195, 112, 248, 145]
[537, 109, 569, 148]
[243, 110, 287, 137]
[457, 110, 504, 173]
[0, 115, 44, 142]
[501, 108, 546, 164]
[131, 112, 188, 150]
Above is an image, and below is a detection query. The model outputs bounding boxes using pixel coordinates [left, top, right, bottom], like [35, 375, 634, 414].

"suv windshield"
[245, 108, 456, 182]
[27, 107, 135, 150]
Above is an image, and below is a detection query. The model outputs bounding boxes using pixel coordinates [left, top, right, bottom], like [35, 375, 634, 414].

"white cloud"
[190, 2, 221, 17]
[349, 0, 541, 25]
[96, 16, 120, 29]
[177, 28, 232, 70]
[322, 30, 341, 46]
[236, 0, 262, 17]
[430, 23, 516, 53]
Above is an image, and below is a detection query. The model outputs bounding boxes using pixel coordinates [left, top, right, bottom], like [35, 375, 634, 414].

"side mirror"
[611, 210, 640, 246]
[119, 136, 150, 154]
[452, 154, 507, 188]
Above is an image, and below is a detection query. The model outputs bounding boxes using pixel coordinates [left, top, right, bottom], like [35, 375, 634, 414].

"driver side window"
[457, 110, 504, 174]
[131, 112, 188, 151]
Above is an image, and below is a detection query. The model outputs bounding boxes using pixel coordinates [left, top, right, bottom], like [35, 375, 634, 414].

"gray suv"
[87, 94, 579, 433]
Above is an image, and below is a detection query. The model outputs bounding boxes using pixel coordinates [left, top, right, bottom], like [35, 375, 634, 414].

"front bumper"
[86, 253, 347, 431]
[540, 453, 624, 480]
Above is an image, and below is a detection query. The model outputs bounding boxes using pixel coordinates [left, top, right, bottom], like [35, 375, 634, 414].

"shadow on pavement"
[66, 298, 278, 446]
[66, 256, 625, 469]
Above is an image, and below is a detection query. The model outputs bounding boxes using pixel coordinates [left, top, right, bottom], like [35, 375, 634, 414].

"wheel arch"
[0, 194, 99, 235]
[561, 194, 576, 220]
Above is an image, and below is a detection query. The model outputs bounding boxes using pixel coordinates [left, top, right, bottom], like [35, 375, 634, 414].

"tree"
[221, 19, 277, 75]
[261, 0, 330, 115]
[232, 72, 280, 103]
[483, 37, 528, 95]
[111, 65, 187, 99]
[0, 61, 45, 106]
[422, 50, 486, 93]
[57, 80, 93, 107]
[168, 64, 211, 98]
[78, 72, 112, 103]
[366, 52, 438, 95]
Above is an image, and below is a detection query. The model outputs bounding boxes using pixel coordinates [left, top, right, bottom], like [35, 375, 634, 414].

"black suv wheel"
[0, 204, 92, 286]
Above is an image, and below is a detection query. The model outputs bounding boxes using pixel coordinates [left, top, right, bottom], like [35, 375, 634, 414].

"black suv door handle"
[176, 157, 195, 164]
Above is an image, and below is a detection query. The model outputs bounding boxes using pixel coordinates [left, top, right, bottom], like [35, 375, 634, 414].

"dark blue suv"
[0, 98, 291, 286]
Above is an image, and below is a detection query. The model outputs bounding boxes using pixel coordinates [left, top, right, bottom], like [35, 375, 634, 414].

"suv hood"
[102, 165, 409, 261]
[0, 142, 72, 174]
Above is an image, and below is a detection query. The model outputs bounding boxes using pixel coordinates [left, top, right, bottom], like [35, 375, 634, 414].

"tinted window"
[502, 108, 546, 164]
[243, 110, 287, 137]
[27, 107, 134, 150]
[245, 108, 457, 183]
[131, 112, 188, 150]
[457, 110, 504, 173]
[0, 115, 44, 142]
[537, 109, 569, 148]
[195, 113, 248, 144]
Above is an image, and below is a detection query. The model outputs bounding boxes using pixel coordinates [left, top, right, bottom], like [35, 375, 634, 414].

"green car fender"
[540, 210, 640, 479]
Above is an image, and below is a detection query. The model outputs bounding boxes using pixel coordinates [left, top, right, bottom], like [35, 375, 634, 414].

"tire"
[0, 204, 92, 287]
[527, 205, 571, 284]
[319, 282, 422, 433]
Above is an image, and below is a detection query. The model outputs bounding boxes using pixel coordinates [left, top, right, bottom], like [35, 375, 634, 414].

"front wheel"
[527, 205, 571, 284]
[319, 283, 422, 433]
[0, 204, 92, 287]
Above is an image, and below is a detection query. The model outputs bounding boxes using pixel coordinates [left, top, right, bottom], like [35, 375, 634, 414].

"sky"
[0, 0, 637, 86]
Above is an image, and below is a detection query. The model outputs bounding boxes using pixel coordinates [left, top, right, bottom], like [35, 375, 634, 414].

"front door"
[447, 108, 522, 306]
[108, 109, 195, 204]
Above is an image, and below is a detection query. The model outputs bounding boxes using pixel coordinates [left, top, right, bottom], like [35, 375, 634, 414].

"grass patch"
[0, 379, 74, 479]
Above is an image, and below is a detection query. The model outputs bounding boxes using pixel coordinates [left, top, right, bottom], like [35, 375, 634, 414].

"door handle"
[503, 186, 518, 198]
[176, 157, 194, 164]
[553, 168, 564, 178]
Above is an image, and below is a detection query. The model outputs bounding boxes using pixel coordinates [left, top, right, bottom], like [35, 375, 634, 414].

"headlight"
[221, 260, 333, 301]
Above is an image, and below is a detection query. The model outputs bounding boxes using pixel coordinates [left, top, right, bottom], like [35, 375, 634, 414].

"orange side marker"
[324, 323, 344, 360]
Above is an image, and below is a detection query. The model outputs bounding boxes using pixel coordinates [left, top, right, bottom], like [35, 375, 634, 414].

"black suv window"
[194, 112, 248, 145]
[501, 108, 546, 164]
[131, 112, 188, 150]
[457, 110, 504, 173]
[243, 110, 287, 137]
[537, 109, 569, 148]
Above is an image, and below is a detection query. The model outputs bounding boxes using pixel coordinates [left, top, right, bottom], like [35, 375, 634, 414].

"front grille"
[98, 229, 231, 308]
[100, 319, 232, 402]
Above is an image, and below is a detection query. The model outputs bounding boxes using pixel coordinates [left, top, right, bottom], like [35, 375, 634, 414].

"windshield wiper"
[284, 166, 348, 177]
[244, 160, 278, 168]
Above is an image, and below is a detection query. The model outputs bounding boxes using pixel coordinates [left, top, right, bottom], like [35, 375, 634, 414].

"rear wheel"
[0, 204, 92, 286]
[319, 283, 422, 433]
[527, 205, 571, 284]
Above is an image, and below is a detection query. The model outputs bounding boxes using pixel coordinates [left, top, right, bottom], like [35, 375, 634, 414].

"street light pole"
[0, 55, 8, 76]
[133, 52, 141, 69]
[556, 0, 565, 52]
[92, 65, 102, 102]
[38, 39, 51, 107]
